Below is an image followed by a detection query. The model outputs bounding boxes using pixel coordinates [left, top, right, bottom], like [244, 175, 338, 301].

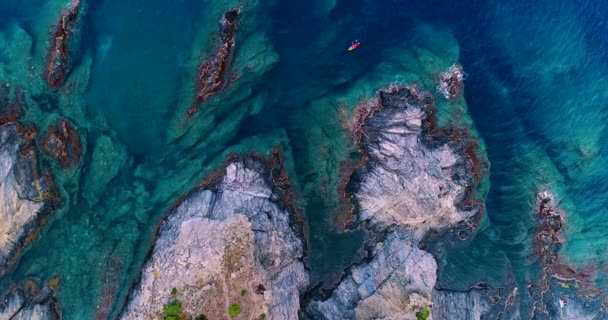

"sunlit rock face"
[0, 285, 60, 320]
[121, 156, 308, 320]
[307, 230, 436, 320]
[0, 123, 56, 277]
[306, 85, 486, 320]
[352, 85, 482, 236]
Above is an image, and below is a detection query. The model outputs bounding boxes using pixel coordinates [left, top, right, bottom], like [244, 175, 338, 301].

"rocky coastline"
[119, 151, 308, 319]
[528, 190, 607, 319]
[0, 281, 61, 320]
[305, 84, 489, 319]
[0, 122, 58, 278]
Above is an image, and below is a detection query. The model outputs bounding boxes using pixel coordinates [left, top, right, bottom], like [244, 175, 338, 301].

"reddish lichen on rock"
[187, 9, 240, 117]
[41, 118, 81, 166]
[45, 0, 81, 88]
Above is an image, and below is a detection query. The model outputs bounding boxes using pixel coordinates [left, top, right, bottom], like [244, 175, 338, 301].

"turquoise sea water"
[1, 0, 607, 318]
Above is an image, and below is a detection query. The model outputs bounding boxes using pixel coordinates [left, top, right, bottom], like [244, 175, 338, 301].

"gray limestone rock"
[353, 86, 480, 236]
[121, 156, 308, 320]
[0, 286, 59, 320]
[307, 231, 436, 320]
[0, 123, 55, 277]
[306, 86, 484, 320]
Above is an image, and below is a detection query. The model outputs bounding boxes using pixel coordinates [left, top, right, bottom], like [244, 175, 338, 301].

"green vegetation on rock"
[171, 287, 177, 295]
[416, 308, 430, 320]
[240, 289, 247, 296]
[228, 303, 241, 317]
[163, 300, 182, 320]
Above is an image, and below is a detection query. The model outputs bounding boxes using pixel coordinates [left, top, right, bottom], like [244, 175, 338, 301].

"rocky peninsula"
[307, 84, 488, 319]
[120, 152, 308, 319]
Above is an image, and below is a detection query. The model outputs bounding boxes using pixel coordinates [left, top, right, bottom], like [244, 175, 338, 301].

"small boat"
[348, 40, 361, 51]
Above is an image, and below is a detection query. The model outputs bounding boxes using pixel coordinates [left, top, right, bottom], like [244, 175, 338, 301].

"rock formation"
[0, 122, 57, 277]
[307, 85, 485, 319]
[437, 64, 464, 100]
[46, 0, 84, 88]
[0, 284, 60, 320]
[120, 153, 308, 319]
[187, 9, 240, 116]
[40, 118, 81, 167]
[529, 190, 607, 319]
[349, 85, 482, 236]
[307, 230, 436, 319]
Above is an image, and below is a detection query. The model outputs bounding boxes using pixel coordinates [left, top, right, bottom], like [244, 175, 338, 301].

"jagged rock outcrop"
[0, 284, 60, 320]
[530, 190, 607, 319]
[46, 0, 85, 88]
[431, 289, 491, 320]
[307, 85, 485, 319]
[121, 155, 308, 320]
[437, 64, 464, 100]
[0, 123, 57, 277]
[307, 230, 436, 320]
[187, 8, 240, 117]
[350, 85, 481, 236]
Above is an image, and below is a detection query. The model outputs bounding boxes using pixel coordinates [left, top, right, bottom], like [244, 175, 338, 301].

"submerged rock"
[82, 134, 127, 207]
[0, 83, 26, 125]
[0, 123, 57, 277]
[120, 154, 308, 319]
[0, 284, 60, 320]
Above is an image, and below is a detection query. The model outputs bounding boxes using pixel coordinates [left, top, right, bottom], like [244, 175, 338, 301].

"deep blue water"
[1, 0, 607, 318]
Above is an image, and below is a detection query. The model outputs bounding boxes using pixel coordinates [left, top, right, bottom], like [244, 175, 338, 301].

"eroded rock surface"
[40, 118, 81, 167]
[0, 285, 60, 320]
[307, 231, 436, 320]
[437, 64, 464, 100]
[0, 123, 56, 277]
[352, 85, 481, 235]
[307, 85, 485, 320]
[530, 190, 607, 319]
[121, 156, 308, 320]
[46, 0, 84, 88]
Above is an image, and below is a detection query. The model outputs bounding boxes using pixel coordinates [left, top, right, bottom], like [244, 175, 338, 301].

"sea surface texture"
[0, 0, 606, 319]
